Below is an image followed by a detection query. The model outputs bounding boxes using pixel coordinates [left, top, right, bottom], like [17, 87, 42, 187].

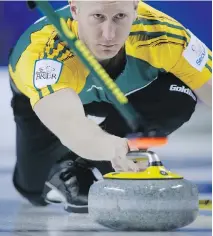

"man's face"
[72, 1, 137, 61]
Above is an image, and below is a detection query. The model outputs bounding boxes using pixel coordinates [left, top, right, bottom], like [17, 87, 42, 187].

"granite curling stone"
[88, 151, 199, 231]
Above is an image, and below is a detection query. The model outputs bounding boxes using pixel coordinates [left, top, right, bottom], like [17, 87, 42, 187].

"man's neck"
[99, 47, 126, 69]
[99, 59, 111, 67]
[99, 47, 127, 80]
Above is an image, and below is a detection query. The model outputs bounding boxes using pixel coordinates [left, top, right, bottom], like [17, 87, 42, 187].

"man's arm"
[10, 36, 137, 170]
[34, 88, 129, 161]
[194, 78, 212, 107]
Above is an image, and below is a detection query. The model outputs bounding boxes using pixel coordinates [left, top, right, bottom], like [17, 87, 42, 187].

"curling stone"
[88, 151, 199, 231]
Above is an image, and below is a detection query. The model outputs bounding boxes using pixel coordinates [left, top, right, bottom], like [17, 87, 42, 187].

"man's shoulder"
[9, 5, 73, 71]
[137, 2, 179, 23]
[128, 2, 188, 44]
[126, 2, 191, 73]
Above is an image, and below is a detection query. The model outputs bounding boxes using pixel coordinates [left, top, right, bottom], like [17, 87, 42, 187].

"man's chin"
[93, 49, 119, 61]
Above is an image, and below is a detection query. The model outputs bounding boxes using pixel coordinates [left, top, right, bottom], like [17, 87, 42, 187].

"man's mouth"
[98, 44, 117, 48]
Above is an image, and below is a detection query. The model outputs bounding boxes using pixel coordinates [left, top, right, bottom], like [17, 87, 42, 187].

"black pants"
[10, 72, 197, 205]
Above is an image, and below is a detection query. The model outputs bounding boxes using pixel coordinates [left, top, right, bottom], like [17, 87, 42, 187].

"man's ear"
[69, 1, 79, 20]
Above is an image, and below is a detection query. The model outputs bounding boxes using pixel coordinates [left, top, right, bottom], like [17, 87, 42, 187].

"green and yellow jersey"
[9, 2, 212, 108]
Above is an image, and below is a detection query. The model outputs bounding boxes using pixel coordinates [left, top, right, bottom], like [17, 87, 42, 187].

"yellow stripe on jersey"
[128, 3, 192, 68]
[126, 39, 185, 73]
[130, 14, 191, 46]
[131, 2, 191, 54]
[131, 19, 189, 34]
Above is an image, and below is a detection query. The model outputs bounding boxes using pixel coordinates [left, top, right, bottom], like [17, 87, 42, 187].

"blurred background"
[0, 1, 212, 200]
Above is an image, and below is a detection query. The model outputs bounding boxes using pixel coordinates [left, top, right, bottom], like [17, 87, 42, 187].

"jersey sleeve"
[10, 45, 87, 108]
[132, 5, 212, 90]
[167, 31, 212, 90]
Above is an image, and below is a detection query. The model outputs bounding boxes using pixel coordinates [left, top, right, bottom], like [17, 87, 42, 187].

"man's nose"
[101, 21, 116, 41]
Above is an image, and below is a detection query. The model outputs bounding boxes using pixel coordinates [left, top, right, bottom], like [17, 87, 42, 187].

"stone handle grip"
[126, 151, 162, 166]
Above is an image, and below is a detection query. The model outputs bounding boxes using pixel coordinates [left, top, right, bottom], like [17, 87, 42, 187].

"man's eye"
[115, 13, 126, 20]
[93, 14, 104, 19]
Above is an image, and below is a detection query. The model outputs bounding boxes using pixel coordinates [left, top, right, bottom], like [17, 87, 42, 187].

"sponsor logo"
[169, 84, 197, 101]
[33, 59, 62, 89]
[191, 42, 206, 66]
[35, 66, 57, 80]
[183, 30, 208, 72]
